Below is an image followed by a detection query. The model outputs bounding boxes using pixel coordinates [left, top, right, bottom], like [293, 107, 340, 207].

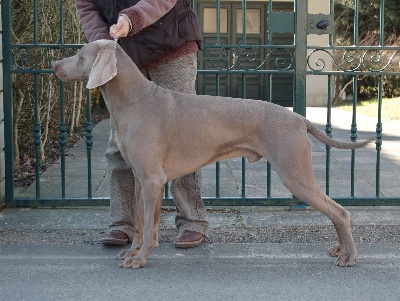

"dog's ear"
[86, 45, 117, 89]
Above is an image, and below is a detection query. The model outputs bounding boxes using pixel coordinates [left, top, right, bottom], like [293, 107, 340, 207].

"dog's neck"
[116, 47, 150, 88]
[99, 47, 156, 128]
[102, 48, 152, 96]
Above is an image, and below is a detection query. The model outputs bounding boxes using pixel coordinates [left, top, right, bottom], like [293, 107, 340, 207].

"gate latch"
[307, 14, 335, 35]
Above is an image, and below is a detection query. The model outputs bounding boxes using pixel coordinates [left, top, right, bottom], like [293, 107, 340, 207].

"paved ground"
[2, 107, 400, 300]
[1, 206, 400, 301]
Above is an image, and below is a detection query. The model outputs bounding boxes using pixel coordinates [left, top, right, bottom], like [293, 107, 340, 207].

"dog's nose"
[51, 61, 59, 71]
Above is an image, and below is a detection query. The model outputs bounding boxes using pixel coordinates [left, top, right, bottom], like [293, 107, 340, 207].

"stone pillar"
[307, 0, 333, 106]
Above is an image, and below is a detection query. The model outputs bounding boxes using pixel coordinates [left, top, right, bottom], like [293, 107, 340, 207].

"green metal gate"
[2, 0, 400, 207]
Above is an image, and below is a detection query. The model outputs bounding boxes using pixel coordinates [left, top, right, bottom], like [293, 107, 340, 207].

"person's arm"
[76, 0, 112, 42]
[111, 0, 177, 38]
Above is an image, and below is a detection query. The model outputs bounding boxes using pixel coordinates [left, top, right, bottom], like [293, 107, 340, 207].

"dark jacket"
[78, 0, 202, 68]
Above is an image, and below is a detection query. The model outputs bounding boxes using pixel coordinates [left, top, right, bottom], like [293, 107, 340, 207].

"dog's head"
[52, 40, 118, 89]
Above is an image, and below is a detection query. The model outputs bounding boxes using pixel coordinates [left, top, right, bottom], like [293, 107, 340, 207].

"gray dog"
[53, 40, 370, 268]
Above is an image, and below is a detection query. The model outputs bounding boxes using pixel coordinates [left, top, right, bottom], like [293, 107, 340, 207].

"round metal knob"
[317, 19, 330, 30]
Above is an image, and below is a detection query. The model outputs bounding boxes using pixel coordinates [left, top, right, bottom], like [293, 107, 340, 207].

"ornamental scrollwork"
[201, 47, 294, 71]
[307, 48, 400, 73]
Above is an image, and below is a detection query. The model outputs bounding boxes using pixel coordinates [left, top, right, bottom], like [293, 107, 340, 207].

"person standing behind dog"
[76, 0, 210, 248]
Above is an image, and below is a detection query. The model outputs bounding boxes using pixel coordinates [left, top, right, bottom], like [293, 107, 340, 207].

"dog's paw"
[335, 254, 357, 267]
[115, 249, 138, 260]
[120, 256, 147, 269]
[328, 245, 357, 267]
[327, 245, 342, 257]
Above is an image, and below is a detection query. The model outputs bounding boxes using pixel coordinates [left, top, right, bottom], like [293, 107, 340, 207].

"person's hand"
[110, 15, 131, 39]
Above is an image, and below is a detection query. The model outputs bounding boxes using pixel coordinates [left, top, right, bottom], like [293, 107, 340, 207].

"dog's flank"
[52, 40, 371, 268]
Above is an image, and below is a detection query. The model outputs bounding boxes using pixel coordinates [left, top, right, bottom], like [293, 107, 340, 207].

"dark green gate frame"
[305, 0, 400, 207]
[2, 0, 400, 207]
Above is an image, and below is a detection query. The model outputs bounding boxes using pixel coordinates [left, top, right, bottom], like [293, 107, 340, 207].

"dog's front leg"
[120, 175, 165, 269]
[116, 175, 143, 261]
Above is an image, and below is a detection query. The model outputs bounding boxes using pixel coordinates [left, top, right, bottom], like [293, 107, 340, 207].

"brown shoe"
[101, 230, 129, 245]
[174, 230, 204, 249]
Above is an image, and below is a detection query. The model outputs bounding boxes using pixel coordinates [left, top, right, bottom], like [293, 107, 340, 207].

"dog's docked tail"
[304, 118, 373, 150]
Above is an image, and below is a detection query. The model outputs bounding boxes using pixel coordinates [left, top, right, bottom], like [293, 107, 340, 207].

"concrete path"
[1, 206, 400, 301]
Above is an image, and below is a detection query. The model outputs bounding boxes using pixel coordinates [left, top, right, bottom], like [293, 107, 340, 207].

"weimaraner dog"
[52, 40, 370, 269]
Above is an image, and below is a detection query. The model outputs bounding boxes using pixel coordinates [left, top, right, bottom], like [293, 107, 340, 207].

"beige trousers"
[105, 53, 210, 239]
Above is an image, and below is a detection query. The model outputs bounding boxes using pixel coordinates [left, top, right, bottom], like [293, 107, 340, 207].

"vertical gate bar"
[34, 0, 38, 44]
[33, 1, 40, 198]
[379, 0, 385, 46]
[325, 75, 332, 196]
[164, 183, 169, 199]
[86, 89, 93, 198]
[266, 74, 272, 198]
[351, 150, 356, 198]
[216, 0, 221, 45]
[375, 76, 383, 197]
[329, 0, 334, 46]
[242, 0, 247, 45]
[3, 0, 15, 204]
[59, 0, 65, 45]
[350, 76, 358, 197]
[376, 0, 384, 200]
[215, 74, 221, 198]
[59, 82, 67, 198]
[325, 1, 334, 196]
[58, 0, 67, 199]
[266, 162, 271, 198]
[216, 163, 221, 199]
[34, 75, 41, 198]
[353, 0, 359, 46]
[376, 0, 384, 197]
[59, 0, 66, 199]
[241, 74, 246, 198]
[241, 156, 246, 198]
[293, 0, 307, 117]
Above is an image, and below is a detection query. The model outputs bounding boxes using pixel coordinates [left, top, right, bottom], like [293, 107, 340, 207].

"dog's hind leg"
[294, 183, 357, 267]
[271, 135, 357, 267]
[120, 173, 166, 269]
[316, 191, 357, 265]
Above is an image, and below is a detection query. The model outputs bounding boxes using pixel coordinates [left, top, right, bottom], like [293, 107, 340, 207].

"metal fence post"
[2, 0, 15, 206]
[294, 0, 308, 117]
[291, 0, 308, 210]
